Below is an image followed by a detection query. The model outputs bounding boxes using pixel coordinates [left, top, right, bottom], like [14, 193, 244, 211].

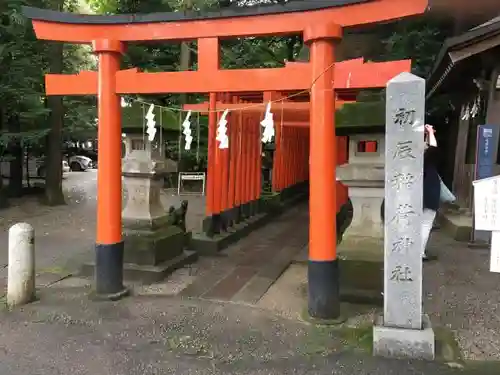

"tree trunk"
[179, 42, 191, 105]
[178, 0, 193, 161]
[0, 175, 8, 208]
[286, 36, 301, 62]
[179, 0, 193, 107]
[44, 52, 66, 205]
[43, 0, 66, 206]
[8, 115, 23, 197]
[0, 108, 9, 208]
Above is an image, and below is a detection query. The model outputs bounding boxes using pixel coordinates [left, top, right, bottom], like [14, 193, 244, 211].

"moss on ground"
[336, 324, 374, 352]
[434, 326, 463, 364]
[299, 307, 464, 364]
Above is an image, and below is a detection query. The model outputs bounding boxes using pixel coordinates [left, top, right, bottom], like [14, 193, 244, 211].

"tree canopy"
[0, 0, 457, 206]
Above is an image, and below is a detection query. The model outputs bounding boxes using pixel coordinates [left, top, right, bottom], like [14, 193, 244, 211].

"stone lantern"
[337, 134, 385, 243]
[334, 99, 386, 305]
[119, 104, 193, 282]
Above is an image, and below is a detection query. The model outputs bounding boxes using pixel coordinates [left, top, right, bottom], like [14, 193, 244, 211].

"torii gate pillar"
[93, 39, 128, 299]
[305, 23, 342, 319]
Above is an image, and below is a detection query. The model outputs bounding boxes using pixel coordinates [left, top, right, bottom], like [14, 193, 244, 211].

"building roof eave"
[426, 15, 500, 98]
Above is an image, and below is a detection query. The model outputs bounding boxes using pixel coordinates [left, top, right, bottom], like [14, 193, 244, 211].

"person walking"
[422, 124, 440, 261]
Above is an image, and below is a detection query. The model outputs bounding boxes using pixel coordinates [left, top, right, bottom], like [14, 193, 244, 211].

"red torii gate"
[184, 58, 411, 222]
[23, 0, 427, 319]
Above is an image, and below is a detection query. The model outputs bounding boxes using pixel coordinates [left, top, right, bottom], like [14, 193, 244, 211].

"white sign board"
[177, 172, 206, 196]
[181, 174, 204, 181]
[472, 175, 500, 231]
[490, 231, 500, 273]
[473, 175, 500, 273]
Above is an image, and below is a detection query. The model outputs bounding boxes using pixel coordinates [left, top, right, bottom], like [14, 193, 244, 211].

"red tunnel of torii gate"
[183, 58, 411, 218]
[22, 0, 428, 319]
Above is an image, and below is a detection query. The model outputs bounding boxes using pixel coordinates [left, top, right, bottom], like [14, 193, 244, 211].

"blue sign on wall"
[475, 124, 496, 180]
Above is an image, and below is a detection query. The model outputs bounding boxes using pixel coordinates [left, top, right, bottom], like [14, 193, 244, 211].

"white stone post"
[7, 223, 35, 307]
[373, 72, 435, 360]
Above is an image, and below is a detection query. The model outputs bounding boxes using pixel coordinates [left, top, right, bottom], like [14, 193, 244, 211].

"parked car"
[68, 155, 92, 171]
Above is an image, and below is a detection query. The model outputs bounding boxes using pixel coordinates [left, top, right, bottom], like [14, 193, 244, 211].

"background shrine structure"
[23, 0, 427, 319]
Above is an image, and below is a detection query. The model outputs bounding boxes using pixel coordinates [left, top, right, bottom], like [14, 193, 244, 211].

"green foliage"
[0, 0, 98, 149]
[122, 102, 178, 131]
[86, 0, 118, 13]
[0, 0, 48, 132]
[370, 15, 457, 119]
[221, 35, 302, 69]
[3, 0, 457, 157]
[336, 101, 385, 128]
[376, 15, 455, 78]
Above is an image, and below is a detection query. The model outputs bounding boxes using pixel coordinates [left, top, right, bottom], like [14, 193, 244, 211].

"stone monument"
[373, 72, 435, 360]
[121, 146, 195, 283]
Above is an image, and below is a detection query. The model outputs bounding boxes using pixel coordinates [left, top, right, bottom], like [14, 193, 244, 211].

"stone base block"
[80, 250, 198, 284]
[373, 314, 435, 360]
[123, 226, 189, 266]
[190, 213, 270, 255]
[337, 237, 384, 305]
[437, 211, 472, 242]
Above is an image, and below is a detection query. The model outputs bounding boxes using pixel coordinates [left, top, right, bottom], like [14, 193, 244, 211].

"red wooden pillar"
[93, 39, 127, 298]
[292, 127, 299, 185]
[256, 114, 262, 209]
[279, 126, 286, 190]
[249, 116, 258, 216]
[212, 93, 223, 233]
[255, 115, 262, 206]
[305, 129, 311, 180]
[206, 93, 216, 218]
[365, 140, 377, 152]
[298, 128, 304, 182]
[288, 127, 296, 187]
[296, 127, 301, 183]
[283, 126, 291, 190]
[298, 128, 303, 183]
[265, 92, 283, 192]
[305, 23, 343, 320]
[219, 93, 231, 229]
[280, 122, 287, 191]
[242, 110, 251, 217]
[301, 128, 308, 182]
[235, 105, 243, 221]
[276, 126, 285, 191]
[199, 38, 220, 235]
[246, 111, 254, 215]
[288, 127, 294, 187]
[227, 95, 239, 225]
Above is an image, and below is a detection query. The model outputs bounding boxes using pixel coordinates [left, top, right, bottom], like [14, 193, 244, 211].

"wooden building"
[426, 15, 500, 210]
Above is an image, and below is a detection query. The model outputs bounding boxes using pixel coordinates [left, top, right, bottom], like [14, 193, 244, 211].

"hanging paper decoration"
[145, 104, 157, 142]
[216, 109, 229, 149]
[260, 101, 275, 143]
[182, 111, 193, 150]
[120, 97, 131, 108]
[470, 96, 480, 118]
[461, 103, 470, 121]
